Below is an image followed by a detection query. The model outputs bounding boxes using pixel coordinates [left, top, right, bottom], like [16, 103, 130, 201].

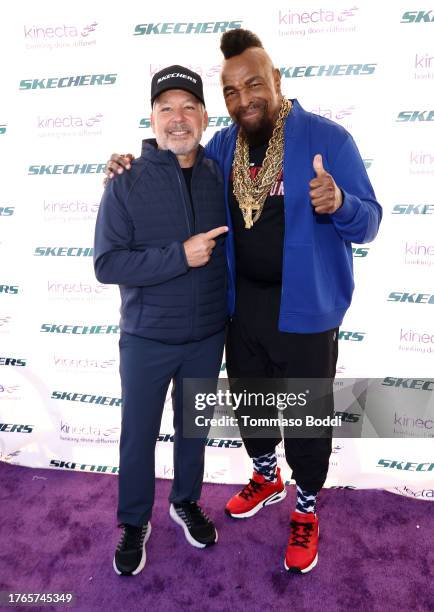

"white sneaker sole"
[169, 504, 218, 549]
[113, 522, 152, 576]
[226, 487, 287, 519]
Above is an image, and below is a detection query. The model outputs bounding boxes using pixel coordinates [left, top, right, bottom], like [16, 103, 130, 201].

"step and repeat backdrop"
[1, 1, 433, 501]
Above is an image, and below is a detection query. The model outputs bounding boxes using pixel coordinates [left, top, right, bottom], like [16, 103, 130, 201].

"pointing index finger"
[205, 226, 229, 239]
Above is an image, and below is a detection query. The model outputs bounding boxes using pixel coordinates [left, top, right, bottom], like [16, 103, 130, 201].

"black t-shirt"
[229, 143, 284, 283]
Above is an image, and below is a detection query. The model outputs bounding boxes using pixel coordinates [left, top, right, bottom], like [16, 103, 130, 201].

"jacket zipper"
[174, 162, 196, 340]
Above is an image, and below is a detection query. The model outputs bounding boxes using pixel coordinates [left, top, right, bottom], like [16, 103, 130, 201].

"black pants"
[118, 330, 225, 526]
[226, 277, 338, 493]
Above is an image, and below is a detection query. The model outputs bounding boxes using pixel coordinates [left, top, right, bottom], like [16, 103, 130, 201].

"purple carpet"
[0, 462, 432, 612]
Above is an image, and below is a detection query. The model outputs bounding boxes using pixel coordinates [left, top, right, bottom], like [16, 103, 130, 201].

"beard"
[233, 100, 275, 147]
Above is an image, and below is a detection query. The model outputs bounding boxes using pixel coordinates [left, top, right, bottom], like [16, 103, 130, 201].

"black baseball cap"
[151, 65, 205, 106]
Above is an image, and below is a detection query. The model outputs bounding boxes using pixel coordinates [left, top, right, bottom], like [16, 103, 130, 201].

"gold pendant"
[241, 196, 260, 229]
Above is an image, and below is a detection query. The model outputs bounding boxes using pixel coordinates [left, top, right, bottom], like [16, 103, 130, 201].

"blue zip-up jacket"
[205, 99, 382, 333]
[94, 139, 227, 343]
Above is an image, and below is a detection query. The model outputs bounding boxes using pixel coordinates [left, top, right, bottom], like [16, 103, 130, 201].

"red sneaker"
[284, 511, 319, 573]
[225, 467, 286, 518]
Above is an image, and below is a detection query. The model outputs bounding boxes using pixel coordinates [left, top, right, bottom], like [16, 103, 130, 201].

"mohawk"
[220, 28, 263, 59]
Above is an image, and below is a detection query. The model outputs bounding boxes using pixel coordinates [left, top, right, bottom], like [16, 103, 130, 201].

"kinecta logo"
[139, 116, 232, 129]
[52, 355, 116, 370]
[47, 280, 109, 296]
[52, 390, 121, 407]
[415, 52, 434, 66]
[338, 331, 366, 341]
[397, 110, 434, 122]
[0, 207, 14, 216]
[404, 241, 434, 266]
[29, 164, 105, 175]
[0, 383, 20, 400]
[24, 22, 98, 39]
[401, 10, 434, 23]
[279, 7, 358, 24]
[50, 459, 119, 474]
[392, 204, 434, 214]
[157, 433, 243, 448]
[34, 247, 93, 257]
[0, 285, 18, 295]
[394, 412, 433, 431]
[394, 485, 434, 499]
[409, 151, 434, 175]
[0, 357, 26, 366]
[134, 21, 242, 35]
[387, 292, 434, 304]
[149, 63, 221, 81]
[377, 459, 434, 471]
[399, 329, 434, 355]
[0, 423, 33, 433]
[352, 247, 369, 257]
[41, 324, 119, 335]
[60, 420, 120, 438]
[20, 74, 116, 90]
[279, 64, 376, 78]
[37, 113, 103, 130]
[43, 200, 99, 222]
[382, 377, 434, 391]
[310, 105, 355, 125]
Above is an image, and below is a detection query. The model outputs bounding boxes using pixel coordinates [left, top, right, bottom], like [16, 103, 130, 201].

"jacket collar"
[140, 138, 205, 166]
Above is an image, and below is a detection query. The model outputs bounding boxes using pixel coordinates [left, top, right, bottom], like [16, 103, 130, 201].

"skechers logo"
[157, 433, 243, 448]
[382, 377, 434, 390]
[280, 64, 376, 78]
[338, 331, 365, 341]
[387, 292, 434, 304]
[392, 204, 434, 214]
[0, 424, 33, 433]
[49, 459, 119, 473]
[397, 111, 434, 122]
[29, 164, 105, 175]
[133, 21, 242, 35]
[34, 247, 93, 257]
[140, 116, 232, 128]
[0, 357, 26, 366]
[0, 285, 18, 294]
[352, 247, 369, 257]
[0, 207, 14, 216]
[20, 74, 116, 89]
[377, 459, 434, 471]
[51, 390, 121, 406]
[401, 11, 434, 23]
[41, 324, 119, 334]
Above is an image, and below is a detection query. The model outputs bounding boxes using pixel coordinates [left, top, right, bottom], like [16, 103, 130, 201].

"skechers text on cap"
[151, 65, 205, 106]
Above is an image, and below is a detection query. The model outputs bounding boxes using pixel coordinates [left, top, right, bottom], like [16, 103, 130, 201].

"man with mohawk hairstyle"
[105, 28, 381, 573]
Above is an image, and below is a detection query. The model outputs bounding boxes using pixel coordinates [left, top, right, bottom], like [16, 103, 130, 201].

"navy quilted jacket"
[94, 139, 227, 343]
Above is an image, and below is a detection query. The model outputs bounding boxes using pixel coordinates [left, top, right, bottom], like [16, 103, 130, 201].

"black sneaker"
[169, 502, 218, 548]
[113, 522, 152, 576]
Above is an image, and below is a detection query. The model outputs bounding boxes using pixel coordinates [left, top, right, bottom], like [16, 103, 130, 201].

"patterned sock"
[252, 452, 277, 482]
[296, 485, 317, 514]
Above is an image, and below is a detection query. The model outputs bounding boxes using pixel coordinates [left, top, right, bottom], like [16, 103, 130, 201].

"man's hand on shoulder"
[103, 153, 135, 187]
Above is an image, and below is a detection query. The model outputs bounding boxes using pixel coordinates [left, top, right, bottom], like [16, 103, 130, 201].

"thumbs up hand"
[309, 154, 343, 214]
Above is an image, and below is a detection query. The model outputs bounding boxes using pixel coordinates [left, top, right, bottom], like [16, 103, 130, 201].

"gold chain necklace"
[232, 97, 292, 229]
